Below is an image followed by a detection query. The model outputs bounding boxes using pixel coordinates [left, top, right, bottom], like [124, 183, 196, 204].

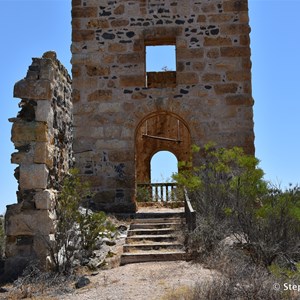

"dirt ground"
[59, 261, 215, 300]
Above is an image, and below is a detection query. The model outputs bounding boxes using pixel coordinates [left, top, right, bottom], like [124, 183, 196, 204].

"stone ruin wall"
[71, 0, 255, 212]
[5, 51, 73, 272]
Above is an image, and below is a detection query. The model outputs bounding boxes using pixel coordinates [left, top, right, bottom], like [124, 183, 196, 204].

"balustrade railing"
[184, 188, 196, 231]
[137, 182, 178, 202]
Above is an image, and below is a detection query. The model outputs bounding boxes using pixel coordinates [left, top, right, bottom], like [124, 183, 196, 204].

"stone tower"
[71, 0, 254, 213]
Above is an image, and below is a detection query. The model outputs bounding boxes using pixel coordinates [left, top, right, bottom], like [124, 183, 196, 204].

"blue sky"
[0, 0, 299, 213]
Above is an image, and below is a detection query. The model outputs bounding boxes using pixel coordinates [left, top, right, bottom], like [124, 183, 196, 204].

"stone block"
[120, 75, 145, 87]
[72, 0, 81, 6]
[226, 70, 251, 81]
[177, 72, 199, 85]
[35, 101, 53, 123]
[214, 83, 239, 95]
[11, 151, 34, 165]
[19, 164, 49, 190]
[86, 65, 110, 76]
[5, 204, 55, 236]
[117, 53, 144, 64]
[14, 79, 52, 100]
[223, 0, 248, 12]
[177, 48, 204, 60]
[72, 30, 94, 42]
[221, 24, 250, 35]
[206, 48, 220, 59]
[225, 95, 253, 106]
[108, 43, 127, 53]
[34, 142, 54, 167]
[34, 189, 56, 210]
[12, 121, 48, 146]
[221, 46, 250, 57]
[88, 89, 112, 101]
[72, 7, 97, 18]
[114, 4, 125, 15]
[110, 19, 129, 27]
[207, 14, 232, 23]
[87, 19, 109, 29]
[202, 73, 221, 82]
[204, 36, 232, 47]
[147, 71, 176, 88]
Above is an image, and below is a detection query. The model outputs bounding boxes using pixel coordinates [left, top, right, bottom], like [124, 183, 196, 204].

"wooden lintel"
[142, 134, 182, 143]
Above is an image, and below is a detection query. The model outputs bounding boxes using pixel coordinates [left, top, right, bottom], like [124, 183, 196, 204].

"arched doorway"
[135, 112, 191, 202]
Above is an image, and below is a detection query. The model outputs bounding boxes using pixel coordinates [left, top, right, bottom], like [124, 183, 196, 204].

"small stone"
[0, 287, 8, 293]
[102, 237, 116, 246]
[126, 31, 135, 38]
[75, 276, 90, 289]
[102, 32, 115, 40]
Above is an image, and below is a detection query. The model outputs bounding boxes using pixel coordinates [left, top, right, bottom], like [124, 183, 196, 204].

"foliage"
[49, 169, 115, 274]
[77, 210, 115, 251]
[136, 185, 153, 202]
[174, 143, 300, 270]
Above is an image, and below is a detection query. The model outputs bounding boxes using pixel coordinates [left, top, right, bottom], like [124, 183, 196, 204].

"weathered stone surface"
[14, 79, 52, 100]
[221, 46, 250, 57]
[72, 7, 97, 18]
[34, 189, 56, 210]
[87, 19, 109, 29]
[72, 30, 94, 42]
[214, 83, 239, 94]
[12, 121, 48, 145]
[204, 36, 232, 47]
[5, 204, 55, 236]
[34, 142, 54, 167]
[120, 75, 145, 87]
[88, 89, 112, 101]
[35, 101, 53, 123]
[19, 164, 49, 189]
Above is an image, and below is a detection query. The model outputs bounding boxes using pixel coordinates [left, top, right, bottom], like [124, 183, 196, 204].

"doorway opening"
[150, 151, 177, 183]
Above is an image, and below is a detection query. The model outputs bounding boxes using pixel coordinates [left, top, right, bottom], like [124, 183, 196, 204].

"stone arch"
[135, 111, 191, 184]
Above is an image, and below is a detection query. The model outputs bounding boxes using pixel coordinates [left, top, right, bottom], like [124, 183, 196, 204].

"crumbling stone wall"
[71, 0, 255, 212]
[5, 51, 73, 273]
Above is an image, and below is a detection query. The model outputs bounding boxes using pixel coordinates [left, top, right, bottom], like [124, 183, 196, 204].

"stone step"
[126, 234, 178, 244]
[115, 212, 185, 220]
[123, 243, 184, 252]
[127, 228, 177, 236]
[134, 212, 185, 219]
[132, 217, 185, 224]
[130, 222, 183, 229]
[120, 251, 186, 265]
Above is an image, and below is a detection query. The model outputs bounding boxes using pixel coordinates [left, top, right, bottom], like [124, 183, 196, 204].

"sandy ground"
[59, 261, 215, 300]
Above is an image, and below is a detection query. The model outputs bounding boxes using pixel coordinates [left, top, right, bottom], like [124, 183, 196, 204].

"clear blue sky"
[0, 0, 299, 214]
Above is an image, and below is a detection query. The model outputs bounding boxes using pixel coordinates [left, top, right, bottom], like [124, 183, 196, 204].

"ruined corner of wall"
[4, 51, 73, 278]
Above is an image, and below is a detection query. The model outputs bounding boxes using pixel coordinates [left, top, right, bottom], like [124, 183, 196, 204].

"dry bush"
[161, 255, 297, 300]
[5, 262, 75, 299]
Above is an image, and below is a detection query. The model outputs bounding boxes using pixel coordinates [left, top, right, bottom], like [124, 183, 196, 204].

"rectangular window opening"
[145, 45, 176, 88]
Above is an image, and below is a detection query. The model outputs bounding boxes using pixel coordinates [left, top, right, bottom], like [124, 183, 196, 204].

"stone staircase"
[120, 212, 187, 265]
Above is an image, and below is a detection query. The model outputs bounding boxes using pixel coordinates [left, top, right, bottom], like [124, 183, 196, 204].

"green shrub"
[136, 185, 152, 202]
[175, 143, 300, 269]
[49, 169, 115, 273]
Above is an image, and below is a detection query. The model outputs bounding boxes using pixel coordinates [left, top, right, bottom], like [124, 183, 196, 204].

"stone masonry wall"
[5, 51, 73, 273]
[71, 0, 255, 212]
